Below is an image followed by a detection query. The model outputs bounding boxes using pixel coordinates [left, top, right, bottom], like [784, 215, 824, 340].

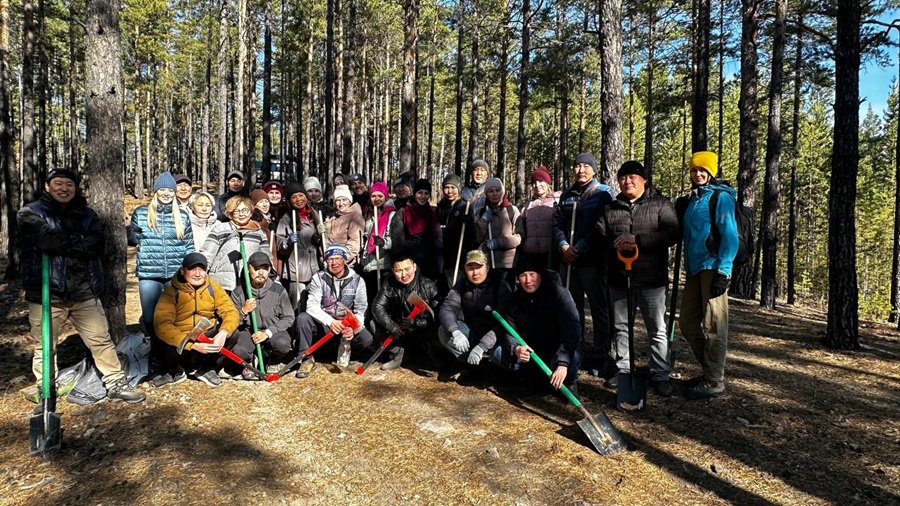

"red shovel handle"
[356, 336, 394, 375]
[197, 334, 268, 380]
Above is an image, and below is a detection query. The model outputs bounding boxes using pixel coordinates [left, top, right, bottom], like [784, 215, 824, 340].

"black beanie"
[617, 160, 647, 180]
[414, 178, 432, 195]
[286, 181, 308, 199]
[574, 153, 598, 173]
[442, 173, 462, 189]
[514, 255, 545, 277]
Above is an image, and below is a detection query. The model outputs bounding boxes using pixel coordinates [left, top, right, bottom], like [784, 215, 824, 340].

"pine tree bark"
[262, 2, 273, 181]
[454, 9, 465, 177]
[426, 16, 436, 172]
[325, 0, 335, 182]
[400, 0, 419, 177]
[203, 57, 211, 190]
[600, 0, 624, 176]
[68, 0, 78, 173]
[787, 14, 802, 306]
[84, 0, 126, 339]
[344, 0, 358, 175]
[496, 3, 509, 178]
[717, 0, 725, 159]
[825, 0, 860, 349]
[730, 0, 760, 298]
[692, 0, 711, 152]
[893, 46, 900, 322]
[133, 93, 143, 196]
[466, 8, 479, 174]
[217, 0, 228, 191]
[1, 0, 19, 279]
[643, 8, 655, 183]
[760, 0, 785, 309]
[22, 0, 37, 202]
[515, 0, 530, 205]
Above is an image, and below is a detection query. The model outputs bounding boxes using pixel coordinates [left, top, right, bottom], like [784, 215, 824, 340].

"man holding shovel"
[371, 251, 441, 371]
[493, 256, 582, 395]
[596, 161, 679, 397]
[294, 244, 372, 378]
[18, 169, 145, 405]
[153, 253, 241, 388]
[229, 252, 296, 377]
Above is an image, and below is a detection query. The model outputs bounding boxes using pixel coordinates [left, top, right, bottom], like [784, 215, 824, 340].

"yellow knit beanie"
[689, 151, 718, 178]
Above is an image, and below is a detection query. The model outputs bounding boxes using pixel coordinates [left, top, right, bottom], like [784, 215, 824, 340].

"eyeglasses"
[233, 208, 252, 216]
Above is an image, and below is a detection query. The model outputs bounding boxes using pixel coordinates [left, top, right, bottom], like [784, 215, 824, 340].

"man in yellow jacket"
[153, 252, 240, 388]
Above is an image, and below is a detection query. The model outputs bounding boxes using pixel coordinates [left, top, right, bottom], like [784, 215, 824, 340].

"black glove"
[373, 236, 385, 247]
[401, 317, 426, 329]
[709, 273, 730, 298]
[390, 325, 406, 337]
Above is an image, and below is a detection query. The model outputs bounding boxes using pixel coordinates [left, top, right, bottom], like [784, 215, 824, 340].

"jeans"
[232, 330, 293, 363]
[491, 345, 582, 387]
[609, 285, 670, 381]
[562, 264, 610, 360]
[138, 278, 167, 336]
[679, 270, 729, 382]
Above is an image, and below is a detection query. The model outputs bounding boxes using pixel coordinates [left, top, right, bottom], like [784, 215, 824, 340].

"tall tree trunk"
[382, 56, 391, 181]
[643, 8, 655, 184]
[787, 23, 801, 306]
[400, 0, 419, 177]
[454, 10, 464, 177]
[496, 3, 509, 178]
[133, 92, 143, 196]
[343, 0, 358, 175]
[692, 0, 711, 151]
[515, 0, 530, 205]
[262, 2, 273, 181]
[578, 69, 586, 155]
[1, 0, 19, 279]
[466, 7, 479, 175]
[760, 0, 785, 309]
[335, 0, 344, 176]
[305, 25, 314, 177]
[892, 43, 900, 323]
[717, 0, 725, 158]
[325, 0, 335, 182]
[84, 0, 126, 339]
[235, 0, 247, 176]
[217, 0, 228, 191]
[203, 57, 211, 191]
[426, 15, 436, 172]
[68, 0, 78, 173]
[825, 0, 860, 349]
[730, 0, 760, 298]
[558, 87, 569, 182]
[22, 0, 37, 202]
[600, 0, 624, 176]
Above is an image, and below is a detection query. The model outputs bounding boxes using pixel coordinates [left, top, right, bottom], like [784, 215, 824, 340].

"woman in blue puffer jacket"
[127, 171, 195, 341]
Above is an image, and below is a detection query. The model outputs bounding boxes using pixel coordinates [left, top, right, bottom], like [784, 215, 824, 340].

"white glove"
[467, 345, 486, 365]
[316, 223, 327, 235]
[450, 330, 470, 353]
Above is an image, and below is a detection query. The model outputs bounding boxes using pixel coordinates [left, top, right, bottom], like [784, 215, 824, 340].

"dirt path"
[0, 250, 898, 505]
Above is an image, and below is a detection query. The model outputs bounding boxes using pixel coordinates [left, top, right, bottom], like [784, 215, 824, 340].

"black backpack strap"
[709, 189, 721, 245]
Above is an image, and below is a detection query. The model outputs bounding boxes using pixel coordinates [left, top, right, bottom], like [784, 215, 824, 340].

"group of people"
[20, 148, 738, 408]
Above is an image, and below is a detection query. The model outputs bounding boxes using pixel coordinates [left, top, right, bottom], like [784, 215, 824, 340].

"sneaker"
[266, 363, 284, 375]
[654, 380, 674, 398]
[218, 369, 236, 380]
[381, 347, 405, 371]
[687, 380, 725, 400]
[21, 385, 40, 404]
[605, 375, 619, 388]
[295, 357, 315, 379]
[152, 371, 187, 388]
[196, 370, 222, 388]
[107, 379, 147, 403]
[241, 368, 259, 381]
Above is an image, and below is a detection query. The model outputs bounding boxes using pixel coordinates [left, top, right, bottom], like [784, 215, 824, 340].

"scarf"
[295, 205, 313, 221]
[367, 204, 396, 254]
[403, 202, 436, 238]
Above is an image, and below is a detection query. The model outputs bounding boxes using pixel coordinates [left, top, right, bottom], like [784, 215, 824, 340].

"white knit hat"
[333, 184, 352, 202]
[304, 176, 323, 192]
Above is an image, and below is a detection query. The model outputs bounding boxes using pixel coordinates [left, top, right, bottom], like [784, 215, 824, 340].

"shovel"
[266, 305, 361, 381]
[30, 253, 62, 458]
[666, 240, 683, 371]
[356, 292, 433, 375]
[566, 200, 578, 289]
[491, 311, 626, 456]
[238, 233, 266, 371]
[616, 243, 647, 412]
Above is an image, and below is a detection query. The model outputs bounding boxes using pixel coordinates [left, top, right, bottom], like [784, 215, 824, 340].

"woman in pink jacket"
[515, 166, 560, 268]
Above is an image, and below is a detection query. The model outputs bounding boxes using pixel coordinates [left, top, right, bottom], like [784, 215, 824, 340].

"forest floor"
[0, 201, 898, 505]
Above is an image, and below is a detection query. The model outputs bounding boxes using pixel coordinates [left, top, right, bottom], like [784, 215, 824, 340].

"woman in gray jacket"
[201, 196, 271, 292]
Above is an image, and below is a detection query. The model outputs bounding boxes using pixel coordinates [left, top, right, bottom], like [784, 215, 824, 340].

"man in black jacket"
[494, 257, 581, 393]
[229, 252, 296, 377]
[215, 170, 248, 221]
[437, 173, 471, 291]
[438, 250, 512, 366]
[596, 161, 679, 396]
[371, 251, 440, 370]
[18, 169, 145, 404]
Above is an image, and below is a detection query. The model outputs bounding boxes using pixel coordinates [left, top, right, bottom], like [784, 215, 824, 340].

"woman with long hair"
[200, 196, 271, 292]
[188, 192, 217, 250]
[276, 182, 321, 304]
[393, 178, 443, 280]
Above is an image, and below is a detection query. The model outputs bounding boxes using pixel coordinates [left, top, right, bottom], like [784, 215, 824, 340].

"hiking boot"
[381, 347, 405, 371]
[107, 379, 146, 403]
[687, 380, 725, 400]
[295, 357, 315, 379]
[654, 379, 674, 398]
[605, 375, 619, 388]
[266, 363, 284, 375]
[197, 370, 222, 388]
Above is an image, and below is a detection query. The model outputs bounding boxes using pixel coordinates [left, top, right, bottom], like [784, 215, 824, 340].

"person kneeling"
[494, 257, 581, 395]
[229, 252, 296, 378]
[294, 244, 372, 378]
[153, 253, 241, 388]
[370, 252, 440, 371]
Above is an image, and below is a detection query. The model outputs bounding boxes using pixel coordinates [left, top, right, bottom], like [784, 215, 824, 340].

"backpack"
[709, 185, 754, 266]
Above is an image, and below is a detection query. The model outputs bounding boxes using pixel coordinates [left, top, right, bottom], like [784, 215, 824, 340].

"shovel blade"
[576, 411, 627, 455]
[29, 408, 62, 457]
[616, 372, 647, 412]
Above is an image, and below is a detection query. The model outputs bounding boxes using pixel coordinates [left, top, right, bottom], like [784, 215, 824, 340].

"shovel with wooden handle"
[492, 311, 627, 456]
[452, 201, 472, 286]
[566, 201, 578, 289]
[30, 253, 62, 458]
[266, 305, 362, 381]
[373, 204, 382, 292]
[356, 292, 433, 375]
[616, 243, 647, 412]
[291, 210, 302, 306]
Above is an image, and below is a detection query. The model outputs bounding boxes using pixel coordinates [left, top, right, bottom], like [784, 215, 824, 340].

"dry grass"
[0, 216, 897, 504]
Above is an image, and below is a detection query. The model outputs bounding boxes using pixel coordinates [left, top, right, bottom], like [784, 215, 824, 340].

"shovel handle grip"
[616, 242, 639, 271]
[491, 311, 581, 408]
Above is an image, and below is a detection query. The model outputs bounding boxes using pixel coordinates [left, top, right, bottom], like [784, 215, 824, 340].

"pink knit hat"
[370, 181, 389, 197]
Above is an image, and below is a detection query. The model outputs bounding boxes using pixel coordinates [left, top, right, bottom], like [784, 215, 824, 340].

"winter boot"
[107, 379, 146, 403]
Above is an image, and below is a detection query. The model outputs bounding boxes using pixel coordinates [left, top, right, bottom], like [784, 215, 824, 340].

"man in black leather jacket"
[370, 251, 440, 371]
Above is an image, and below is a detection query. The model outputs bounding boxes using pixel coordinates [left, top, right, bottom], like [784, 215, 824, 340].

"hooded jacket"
[18, 193, 105, 303]
[682, 184, 739, 277]
[439, 270, 512, 351]
[552, 179, 615, 267]
[502, 270, 579, 367]
[229, 277, 295, 335]
[128, 203, 195, 280]
[153, 274, 240, 350]
[199, 220, 271, 291]
[596, 187, 679, 289]
[325, 202, 366, 266]
[371, 270, 440, 335]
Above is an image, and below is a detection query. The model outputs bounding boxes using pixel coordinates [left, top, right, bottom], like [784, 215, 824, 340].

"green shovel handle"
[41, 253, 52, 400]
[491, 311, 581, 408]
[239, 234, 265, 370]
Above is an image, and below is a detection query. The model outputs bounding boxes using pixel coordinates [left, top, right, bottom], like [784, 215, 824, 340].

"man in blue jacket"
[679, 151, 739, 399]
[552, 152, 615, 377]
